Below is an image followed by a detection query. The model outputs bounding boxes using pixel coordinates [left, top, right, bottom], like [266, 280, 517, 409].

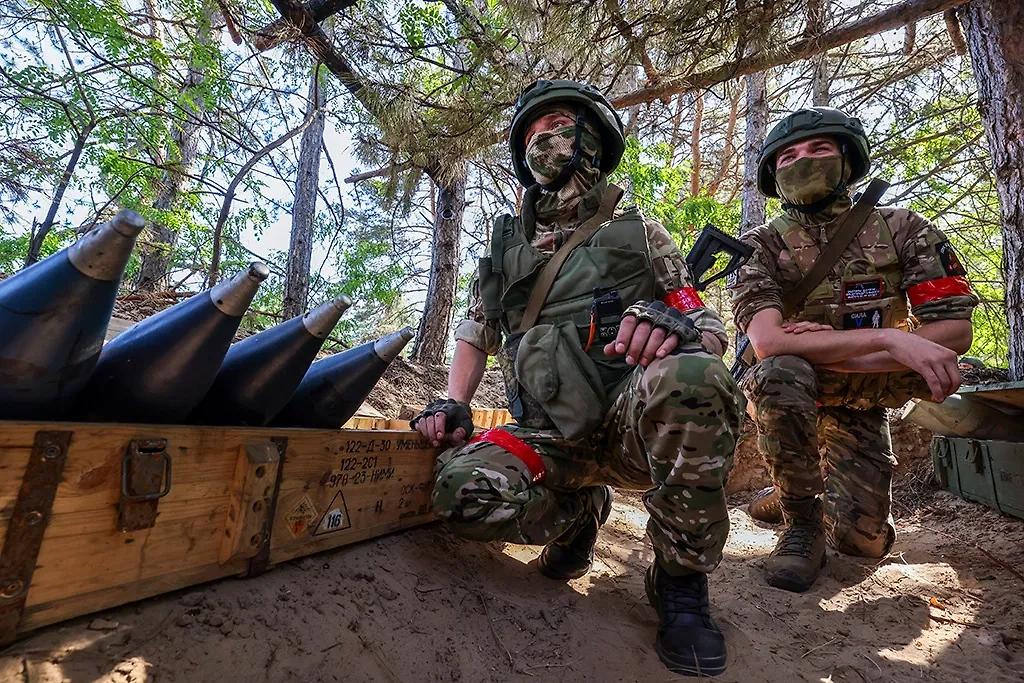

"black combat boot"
[537, 486, 613, 580]
[645, 563, 727, 677]
[747, 486, 783, 524]
[765, 496, 827, 592]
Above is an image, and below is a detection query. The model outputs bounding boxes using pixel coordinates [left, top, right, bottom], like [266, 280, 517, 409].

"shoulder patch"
[937, 240, 967, 277]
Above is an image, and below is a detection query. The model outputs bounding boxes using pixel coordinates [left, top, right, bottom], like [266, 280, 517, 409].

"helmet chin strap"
[776, 145, 849, 214]
[537, 108, 601, 193]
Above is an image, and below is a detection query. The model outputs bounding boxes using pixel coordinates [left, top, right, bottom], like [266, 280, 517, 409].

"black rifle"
[684, 224, 753, 294]
[683, 225, 754, 378]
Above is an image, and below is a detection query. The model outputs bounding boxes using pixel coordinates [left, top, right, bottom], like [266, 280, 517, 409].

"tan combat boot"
[747, 486, 783, 524]
[765, 497, 827, 593]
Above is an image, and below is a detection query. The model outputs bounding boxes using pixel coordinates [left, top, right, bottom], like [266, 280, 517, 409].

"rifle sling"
[780, 177, 890, 317]
[517, 183, 624, 333]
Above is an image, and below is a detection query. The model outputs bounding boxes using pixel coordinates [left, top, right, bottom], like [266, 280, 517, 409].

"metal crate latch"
[118, 438, 172, 532]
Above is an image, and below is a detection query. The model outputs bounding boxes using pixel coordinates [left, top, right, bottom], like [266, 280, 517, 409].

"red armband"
[907, 276, 972, 307]
[468, 429, 546, 484]
[662, 286, 704, 313]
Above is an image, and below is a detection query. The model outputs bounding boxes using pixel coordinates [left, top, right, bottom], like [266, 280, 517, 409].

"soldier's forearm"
[819, 320, 973, 373]
[747, 309, 895, 365]
[448, 340, 488, 404]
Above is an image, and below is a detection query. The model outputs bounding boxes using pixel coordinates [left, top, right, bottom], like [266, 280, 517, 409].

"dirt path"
[2, 490, 1021, 683]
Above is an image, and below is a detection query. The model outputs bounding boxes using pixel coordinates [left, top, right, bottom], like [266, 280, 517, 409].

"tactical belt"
[469, 428, 546, 484]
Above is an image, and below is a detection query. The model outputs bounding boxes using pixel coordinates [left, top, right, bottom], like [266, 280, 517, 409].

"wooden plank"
[268, 430, 437, 564]
[219, 443, 280, 564]
[400, 404, 512, 431]
[0, 421, 443, 637]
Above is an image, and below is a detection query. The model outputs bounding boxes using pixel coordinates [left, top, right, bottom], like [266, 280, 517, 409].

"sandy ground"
[2, 488, 1021, 683]
[8, 300, 1019, 681]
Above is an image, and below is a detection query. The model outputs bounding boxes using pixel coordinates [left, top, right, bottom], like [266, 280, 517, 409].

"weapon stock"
[685, 224, 754, 293]
[682, 224, 755, 381]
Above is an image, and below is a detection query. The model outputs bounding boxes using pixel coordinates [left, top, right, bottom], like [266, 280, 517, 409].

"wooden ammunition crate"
[0, 421, 443, 643]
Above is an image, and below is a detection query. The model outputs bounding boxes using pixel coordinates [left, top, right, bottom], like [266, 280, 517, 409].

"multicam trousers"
[432, 349, 745, 576]
[744, 354, 932, 558]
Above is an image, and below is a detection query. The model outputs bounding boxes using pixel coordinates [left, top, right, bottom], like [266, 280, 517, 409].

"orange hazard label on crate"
[285, 495, 319, 538]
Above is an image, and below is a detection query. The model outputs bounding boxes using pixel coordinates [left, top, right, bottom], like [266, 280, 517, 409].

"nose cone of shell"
[372, 327, 414, 363]
[302, 294, 353, 339]
[66, 209, 147, 281]
[210, 261, 270, 316]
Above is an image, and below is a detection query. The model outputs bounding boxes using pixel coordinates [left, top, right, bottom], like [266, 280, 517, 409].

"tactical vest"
[773, 210, 911, 332]
[478, 206, 656, 425]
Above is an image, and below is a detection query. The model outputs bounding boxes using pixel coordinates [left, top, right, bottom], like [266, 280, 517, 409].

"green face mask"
[525, 124, 600, 186]
[774, 155, 846, 207]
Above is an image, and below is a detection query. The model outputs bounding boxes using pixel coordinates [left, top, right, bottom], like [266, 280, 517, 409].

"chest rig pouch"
[774, 211, 910, 332]
[478, 190, 655, 440]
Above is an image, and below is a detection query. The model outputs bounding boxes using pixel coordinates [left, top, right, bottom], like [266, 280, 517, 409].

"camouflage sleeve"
[452, 271, 502, 355]
[645, 218, 729, 350]
[728, 224, 784, 333]
[885, 208, 980, 322]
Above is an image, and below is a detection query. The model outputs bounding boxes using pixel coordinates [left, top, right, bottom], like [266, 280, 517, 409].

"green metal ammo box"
[932, 437, 1024, 520]
[930, 380, 1024, 521]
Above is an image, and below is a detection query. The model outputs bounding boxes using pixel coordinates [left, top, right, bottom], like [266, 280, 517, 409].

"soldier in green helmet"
[729, 106, 979, 592]
[410, 79, 745, 677]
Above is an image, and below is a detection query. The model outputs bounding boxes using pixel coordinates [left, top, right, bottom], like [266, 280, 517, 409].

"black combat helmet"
[509, 79, 626, 190]
[756, 106, 871, 199]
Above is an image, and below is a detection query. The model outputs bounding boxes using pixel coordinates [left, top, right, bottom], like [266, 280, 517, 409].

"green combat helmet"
[509, 79, 626, 190]
[756, 106, 871, 207]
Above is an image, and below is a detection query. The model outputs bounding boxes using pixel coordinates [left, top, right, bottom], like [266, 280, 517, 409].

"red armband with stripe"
[468, 429, 546, 484]
[662, 286, 704, 313]
[907, 276, 972, 307]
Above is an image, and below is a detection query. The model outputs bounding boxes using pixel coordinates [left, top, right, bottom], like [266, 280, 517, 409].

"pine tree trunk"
[283, 70, 325, 319]
[741, 70, 768, 235]
[808, 0, 831, 106]
[412, 169, 466, 365]
[136, 2, 211, 291]
[961, 0, 1024, 380]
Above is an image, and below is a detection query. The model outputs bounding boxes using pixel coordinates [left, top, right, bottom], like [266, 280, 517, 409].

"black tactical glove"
[410, 398, 475, 441]
[622, 300, 701, 345]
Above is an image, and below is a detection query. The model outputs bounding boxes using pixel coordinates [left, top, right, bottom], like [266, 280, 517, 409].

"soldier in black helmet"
[729, 107, 979, 592]
[411, 79, 745, 677]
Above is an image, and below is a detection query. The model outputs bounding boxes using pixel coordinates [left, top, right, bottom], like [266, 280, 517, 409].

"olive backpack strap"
[517, 183, 624, 333]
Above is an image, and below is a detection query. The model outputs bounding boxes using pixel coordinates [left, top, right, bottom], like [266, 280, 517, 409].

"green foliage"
[611, 137, 742, 250]
[0, 226, 75, 274]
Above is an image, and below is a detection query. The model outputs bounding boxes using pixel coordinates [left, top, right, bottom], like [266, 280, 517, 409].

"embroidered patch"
[843, 278, 884, 302]
[937, 240, 967, 277]
[843, 309, 883, 330]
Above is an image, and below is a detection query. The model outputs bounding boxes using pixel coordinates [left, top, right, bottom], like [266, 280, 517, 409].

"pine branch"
[613, 0, 970, 108]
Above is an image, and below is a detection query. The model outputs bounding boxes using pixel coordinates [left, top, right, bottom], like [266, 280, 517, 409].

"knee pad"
[430, 444, 527, 540]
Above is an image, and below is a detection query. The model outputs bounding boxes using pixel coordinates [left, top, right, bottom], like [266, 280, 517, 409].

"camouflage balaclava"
[775, 152, 853, 225]
[524, 107, 603, 224]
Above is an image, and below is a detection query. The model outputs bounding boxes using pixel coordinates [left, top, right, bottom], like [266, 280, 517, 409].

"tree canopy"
[0, 0, 1012, 368]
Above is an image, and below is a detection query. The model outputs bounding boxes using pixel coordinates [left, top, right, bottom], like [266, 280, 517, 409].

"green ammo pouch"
[514, 321, 607, 441]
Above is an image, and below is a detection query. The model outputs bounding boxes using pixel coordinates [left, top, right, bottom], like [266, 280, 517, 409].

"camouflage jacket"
[730, 203, 979, 333]
[455, 180, 730, 355]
